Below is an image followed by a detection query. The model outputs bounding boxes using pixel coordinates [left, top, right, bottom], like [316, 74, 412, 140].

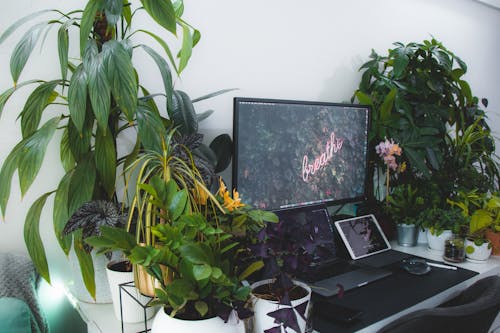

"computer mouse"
[401, 258, 431, 275]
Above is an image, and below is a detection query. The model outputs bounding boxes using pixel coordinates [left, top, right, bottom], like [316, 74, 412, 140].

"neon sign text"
[302, 132, 344, 182]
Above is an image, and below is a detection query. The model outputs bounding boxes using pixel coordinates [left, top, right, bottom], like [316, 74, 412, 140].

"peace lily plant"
[0, 0, 235, 300]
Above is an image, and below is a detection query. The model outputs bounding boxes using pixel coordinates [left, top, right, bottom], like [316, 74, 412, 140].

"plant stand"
[119, 281, 156, 333]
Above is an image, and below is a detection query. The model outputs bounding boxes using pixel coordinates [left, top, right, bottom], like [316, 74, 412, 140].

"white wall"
[1, 0, 499, 281]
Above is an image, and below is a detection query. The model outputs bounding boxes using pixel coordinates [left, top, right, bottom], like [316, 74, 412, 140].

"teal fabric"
[0, 297, 39, 333]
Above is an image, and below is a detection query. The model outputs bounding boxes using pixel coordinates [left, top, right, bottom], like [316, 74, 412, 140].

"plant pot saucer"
[465, 257, 488, 264]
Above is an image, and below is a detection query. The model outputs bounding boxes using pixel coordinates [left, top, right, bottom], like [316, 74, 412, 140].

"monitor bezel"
[232, 97, 372, 210]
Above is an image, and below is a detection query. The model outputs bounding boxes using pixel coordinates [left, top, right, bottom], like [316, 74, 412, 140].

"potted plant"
[0, 0, 235, 299]
[0, 0, 199, 297]
[418, 207, 467, 253]
[353, 38, 499, 215]
[87, 176, 277, 332]
[241, 212, 336, 333]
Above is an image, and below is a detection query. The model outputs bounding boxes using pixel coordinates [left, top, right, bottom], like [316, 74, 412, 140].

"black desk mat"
[312, 259, 478, 333]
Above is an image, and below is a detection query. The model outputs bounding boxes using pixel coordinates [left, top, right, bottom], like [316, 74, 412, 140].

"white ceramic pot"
[151, 307, 245, 333]
[68, 249, 112, 303]
[106, 261, 157, 323]
[426, 229, 452, 253]
[417, 228, 428, 244]
[465, 239, 492, 261]
[251, 279, 312, 333]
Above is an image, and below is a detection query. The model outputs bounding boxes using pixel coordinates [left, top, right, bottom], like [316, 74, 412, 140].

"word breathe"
[302, 132, 344, 182]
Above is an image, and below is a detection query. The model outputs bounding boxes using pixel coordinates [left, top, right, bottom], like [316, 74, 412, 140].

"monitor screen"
[232, 98, 371, 210]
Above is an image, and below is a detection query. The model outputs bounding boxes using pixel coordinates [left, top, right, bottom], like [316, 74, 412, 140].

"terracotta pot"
[485, 230, 500, 256]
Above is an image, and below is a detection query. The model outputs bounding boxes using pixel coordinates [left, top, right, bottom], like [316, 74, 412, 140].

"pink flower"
[375, 138, 402, 171]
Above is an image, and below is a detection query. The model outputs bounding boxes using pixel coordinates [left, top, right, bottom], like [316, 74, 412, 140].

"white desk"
[75, 242, 500, 333]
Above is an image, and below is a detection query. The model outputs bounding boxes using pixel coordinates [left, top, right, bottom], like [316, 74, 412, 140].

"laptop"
[273, 205, 402, 298]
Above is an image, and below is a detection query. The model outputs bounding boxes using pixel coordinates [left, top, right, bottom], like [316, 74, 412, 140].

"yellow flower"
[217, 178, 227, 196]
[217, 177, 245, 211]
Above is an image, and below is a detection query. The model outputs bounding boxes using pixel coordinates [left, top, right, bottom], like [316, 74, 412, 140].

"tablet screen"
[334, 214, 391, 259]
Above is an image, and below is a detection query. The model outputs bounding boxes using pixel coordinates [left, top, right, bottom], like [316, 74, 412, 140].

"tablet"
[334, 214, 391, 260]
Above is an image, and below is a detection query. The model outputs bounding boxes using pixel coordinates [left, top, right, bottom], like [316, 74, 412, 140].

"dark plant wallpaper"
[234, 101, 369, 210]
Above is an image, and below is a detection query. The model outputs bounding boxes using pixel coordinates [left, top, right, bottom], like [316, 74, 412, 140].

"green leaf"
[20, 80, 59, 138]
[104, 0, 122, 27]
[393, 47, 410, 79]
[209, 134, 233, 173]
[178, 23, 192, 74]
[354, 91, 374, 106]
[53, 171, 73, 255]
[74, 233, 96, 300]
[80, 0, 104, 56]
[140, 45, 173, 116]
[136, 100, 165, 152]
[171, 90, 197, 135]
[141, 0, 177, 35]
[67, 156, 96, 215]
[194, 301, 208, 317]
[138, 30, 178, 74]
[195, 110, 214, 122]
[122, 0, 132, 26]
[68, 64, 88, 133]
[10, 23, 45, 84]
[24, 192, 53, 283]
[238, 260, 264, 281]
[67, 110, 93, 161]
[179, 244, 210, 265]
[0, 143, 22, 217]
[380, 88, 397, 121]
[0, 80, 42, 118]
[192, 264, 212, 281]
[0, 9, 52, 45]
[102, 40, 137, 121]
[18, 117, 61, 196]
[95, 127, 117, 198]
[87, 53, 111, 132]
[168, 189, 188, 221]
[58, 18, 77, 84]
[191, 89, 236, 103]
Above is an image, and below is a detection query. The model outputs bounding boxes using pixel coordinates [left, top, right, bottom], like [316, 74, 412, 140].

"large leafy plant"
[87, 176, 277, 320]
[0, 0, 223, 298]
[353, 38, 498, 210]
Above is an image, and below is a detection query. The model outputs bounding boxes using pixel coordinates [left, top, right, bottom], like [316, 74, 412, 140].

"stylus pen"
[426, 262, 457, 270]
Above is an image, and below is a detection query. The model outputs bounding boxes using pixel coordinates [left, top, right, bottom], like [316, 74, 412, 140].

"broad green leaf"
[470, 210, 493, 234]
[179, 244, 210, 265]
[83, 39, 99, 73]
[53, 171, 73, 255]
[141, 45, 173, 115]
[102, 40, 137, 121]
[74, 232, 96, 300]
[104, 0, 122, 27]
[192, 264, 212, 281]
[136, 100, 165, 152]
[404, 147, 430, 179]
[24, 192, 53, 283]
[95, 126, 117, 198]
[195, 110, 214, 122]
[458, 80, 472, 105]
[354, 91, 373, 106]
[171, 90, 197, 134]
[194, 301, 208, 317]
[0, 80, 42, 118]
[178, 23, 192, 74]
[141, 0, 177, 35]
[58, 18, 78, 84]
[67, 155, 96, 215]
[138, 29, 178, 74]
[68, 64, 88, 133]
[380, 88, 397, 121]
[209, 134, 232, 173]
[87, 53, 111, 131]
[122, 0, 132, 26]
[173, 0, 184, 16]
[192, 29, 201, 48]
[0, 143, 22, 217]
[67, 109, 93, 161]
[168, 190, 188, 221]
[20, 80, 59, 138]
[10, 23, 45, 84]
[0, 9, 52, 45]
[18, 117, 61, 196]
[80, 0, 104, 56]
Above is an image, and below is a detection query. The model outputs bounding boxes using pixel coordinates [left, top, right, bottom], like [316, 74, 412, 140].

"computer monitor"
[232, 97, 371, 210]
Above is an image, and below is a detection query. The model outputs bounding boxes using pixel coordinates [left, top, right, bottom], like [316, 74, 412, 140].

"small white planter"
[151, 307, 245, 333]
[427, 229, 452, 253]
[251, 279, 312, 333]
[106, 261, 157, 323]
[465, 239, 492, 262]
[417, 228, 428, 244]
